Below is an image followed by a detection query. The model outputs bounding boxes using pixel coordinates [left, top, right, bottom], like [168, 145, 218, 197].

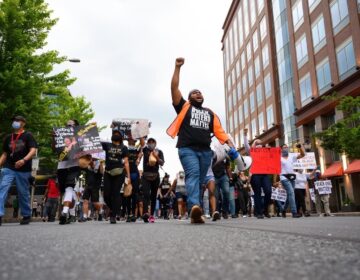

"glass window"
[251, 119, 257, 138]
[312, 15, 326, 52]
[299, 74, 312, 104]
[238, 6, 244, 44]
[241, 51, 246, 70]
[309, 0, 320, 12]
[256, 83, 263, 106]
[234, 111, 238, 129]
[336, 39, 356, 79]
[242, 76, 247, 94]
[252, 30, 258, 52]
[264, 73, 272, 98]
[250, 92, 255, 113]
[296, 35, 308, 67]
[233, 19, 239, 57]
[260, 17, 267, 41]
[236, 60, 241, 78]
[330, 0, 349, 33]
[239, 104, 243, 124]
[248, 65, 253, 87]
[232, 68, 236, 86]
[257, 0, 264, 14]
[244, 98, 249, 118]
[237, 82, 242, 99]
[292, 0, 304, 30]
[262, 44, 269, 69]
[229, 115, 233, 133]
[247, 42, 252, 62]
[227, 75, 232, 90]
[232, 89, 237, 107]
[229, 27, 234, 65]
[250, 0, 256, 27]
[228, 94, 232, 110]
[266, 105, 274, 128]
[258, 112, 264, 132]
[243, 0, 249, 37]
[254, 56, 261, 78]
[316, 58, 331, 92]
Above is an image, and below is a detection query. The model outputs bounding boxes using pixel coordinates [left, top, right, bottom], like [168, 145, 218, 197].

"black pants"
[103, 173, 125, 217]
[251, 175, 272, 216]
[295, 189, 307, 213]
[142, 175, 160, 216]
[124, 176, 140, 216]
[57, 167, 80, 193]
[159, 196, 170, 218]
[45, 198, 59, 221]
[238, 188, 249, 215]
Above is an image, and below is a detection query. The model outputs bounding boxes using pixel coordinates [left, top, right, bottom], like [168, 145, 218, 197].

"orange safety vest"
[166, 101, 229, 145]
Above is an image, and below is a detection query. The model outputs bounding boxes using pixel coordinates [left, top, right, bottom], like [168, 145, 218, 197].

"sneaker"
[149, 216, 155, 223]
[222, 212, 229, 219]
[282, 211, 287, 218]
[98, 214, 103, 221]
[20, 216, 31, 225]
[292, 213, 301, 218]
[110, 216, 116, 224]
[242, 215, 247, 218]
[59, 213, 67, 225]
[178, 215, 182, 220]
[131, 216, 137, 222]
[304, 212, 311, 217]
[190, 205, 205, 224]
[204, 214, 211, 219]
[126, 216, 132, 223]
[231, 214, 238, 219]
[68, 215, 76, 223]
[78, 217, 87, 223]
[264, 213, 271, 219]
[142, 213, 150, 223]
[257, 214, 264, 219]
[212, 211, 220, 222]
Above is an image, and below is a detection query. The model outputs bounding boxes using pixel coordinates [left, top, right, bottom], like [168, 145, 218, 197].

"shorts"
[203, 174, 215, 186]
[82, 187, 100, 203]
[176, 192, 187, 201]
[57, 167, 80, 193]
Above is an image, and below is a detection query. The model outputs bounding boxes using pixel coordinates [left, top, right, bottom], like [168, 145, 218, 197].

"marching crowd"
[0, 58, 333, 226]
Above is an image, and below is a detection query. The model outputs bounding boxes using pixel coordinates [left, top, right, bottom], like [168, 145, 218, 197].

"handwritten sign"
[112, 118, 150, 140]
[75, 124, 103, 158]
[250, 148, 281, 174]
[314, 180, 332, 195]
[53, 126, 77, 161]
[291, 152, 317, 170]
[309, 188, 316, 202]
[271, 187, 287, 202]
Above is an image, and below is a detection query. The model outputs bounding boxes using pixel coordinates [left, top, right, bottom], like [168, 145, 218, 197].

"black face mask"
[189, 99, 203, 108]
[111, 135, 122, 142]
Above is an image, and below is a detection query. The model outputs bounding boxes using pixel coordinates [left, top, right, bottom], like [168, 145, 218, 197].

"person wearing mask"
[213, 158, 232, 219]
[311, 170, 332, 217]
[141, 138, 164, 223]
[279, 144, 305, 218]
[168, 57, 235, 224]
[157, 174, 172, 220]
[238, 171, 250, 217]
[43, 176, 60, 222]
[171, 171, 187, 220]
[102, 127, 131, 224]
[0, 116, 37, 226]
[294, 169, 311, 217]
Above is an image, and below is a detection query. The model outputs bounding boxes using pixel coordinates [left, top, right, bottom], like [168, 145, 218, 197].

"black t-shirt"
[128, 146, 141, 173]
[159, 182, 171, 196]
[173, 98, 214, 150]
[2, 131, 38, 172]
[101, 142, 129, 171]
[142, 146, 164, 173]
[212, 159, 230, 179]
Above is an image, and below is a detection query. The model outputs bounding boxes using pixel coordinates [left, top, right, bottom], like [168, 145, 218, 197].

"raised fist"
[175, 57, 185, 67]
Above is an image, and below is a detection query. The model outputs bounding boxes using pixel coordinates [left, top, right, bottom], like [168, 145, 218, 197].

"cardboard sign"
[112, 118, 150, 140]
[271, 187, 287, 202]
[53, 126, 77, 161]
[250, 148, 281, 174]
[291, 152, 317, 170]
[314, 180, 332, 195]
[309, 188, 316, 203]
[74, 124, 103, 158]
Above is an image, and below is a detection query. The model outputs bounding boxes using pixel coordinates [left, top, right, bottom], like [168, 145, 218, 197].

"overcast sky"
[46, 0, 232, 179]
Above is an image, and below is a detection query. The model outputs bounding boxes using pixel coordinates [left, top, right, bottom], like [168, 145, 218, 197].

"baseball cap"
[12, 115, 26, 123]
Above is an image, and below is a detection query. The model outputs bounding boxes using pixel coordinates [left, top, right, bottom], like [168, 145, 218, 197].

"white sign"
[271, 187, 287, 202]
[314, 180, 332, 195]
[112, 118, 150, 140]
[309, 188, 316, 203]
[291, 152, 317, 170]
[31, 157, 39, 177]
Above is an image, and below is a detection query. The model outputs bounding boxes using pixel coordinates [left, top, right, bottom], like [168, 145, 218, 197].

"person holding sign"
[278, 144, 305, 218]
[311, 170, 332, 217]
[0, 116, 37, 226]
[168, 57, 235, 224]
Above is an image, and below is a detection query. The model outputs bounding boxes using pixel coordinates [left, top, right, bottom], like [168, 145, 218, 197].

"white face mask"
[12, 121, 21, 130]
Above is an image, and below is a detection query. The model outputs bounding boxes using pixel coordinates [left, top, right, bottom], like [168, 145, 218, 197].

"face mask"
[148, 143, 156, 150]
[12, 121, 21, 130]
[111, 135, 122, 142]
[189, 99, 203, 108]
[282, 148, 289, 157]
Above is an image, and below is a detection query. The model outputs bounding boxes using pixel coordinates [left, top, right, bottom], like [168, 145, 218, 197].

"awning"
[322, 162, 343, 178]
[344, 160, 360, 174]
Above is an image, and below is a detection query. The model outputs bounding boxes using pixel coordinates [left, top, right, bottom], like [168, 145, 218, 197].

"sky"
[45, 0, 232, 179]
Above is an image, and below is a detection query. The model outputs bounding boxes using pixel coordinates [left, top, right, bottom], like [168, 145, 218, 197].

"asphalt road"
[1, 216, 360, 280]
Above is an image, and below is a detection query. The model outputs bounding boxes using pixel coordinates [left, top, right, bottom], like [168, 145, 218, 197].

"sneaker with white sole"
[190, 206, 205, 224]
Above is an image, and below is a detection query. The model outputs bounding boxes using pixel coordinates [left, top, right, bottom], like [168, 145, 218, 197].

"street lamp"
[68, 58, 81, 63]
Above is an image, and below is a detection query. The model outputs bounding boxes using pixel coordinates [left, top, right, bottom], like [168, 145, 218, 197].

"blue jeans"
[281, 179, 297, 214]
[229, 186, 235, 215]
[0, 168, 31, 217]
[250, 174, 272, 216]
[215, 174, 230, 214]
[178, 147, 212, 211]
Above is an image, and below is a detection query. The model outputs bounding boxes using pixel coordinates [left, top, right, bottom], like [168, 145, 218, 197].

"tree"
[0, 0, 95, 172]
[315, 95, 360, 159]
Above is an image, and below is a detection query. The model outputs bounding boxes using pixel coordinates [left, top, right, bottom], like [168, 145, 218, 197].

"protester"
[168, 57, 235, 224]
[157, 174, 172, 220]
[0, 116, 37, 226]
[203, 160, 220, 221]
[43, 176, 60, 222]
[213, 158, 232, 219]
[237, 171, 250, 217]
[141, 138, 164, 223]
[171, 171, 187, 219]
[294, 169, 311, 217]
[311, 170, 333, 217]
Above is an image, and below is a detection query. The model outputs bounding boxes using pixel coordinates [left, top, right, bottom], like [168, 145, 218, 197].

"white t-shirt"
[295, 172, 308, 189]
[280, 154, 298, 181]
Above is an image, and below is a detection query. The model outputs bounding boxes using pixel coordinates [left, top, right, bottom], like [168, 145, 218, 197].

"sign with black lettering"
[314, 180, 332, 195]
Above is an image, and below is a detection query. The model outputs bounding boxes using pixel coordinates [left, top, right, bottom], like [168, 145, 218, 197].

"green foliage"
[315, 95, 360, 159]
[0, 0, 95, 172]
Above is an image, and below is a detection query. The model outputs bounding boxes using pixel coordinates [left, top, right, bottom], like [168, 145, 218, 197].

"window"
[232, 68, 236, 86]
[237, 82, 242, 99]
[238, 7, 244, 43]
[242, 76, 247, 93]
[233, 18, 239, 57]
[251, 119, 257, 138]
[296, 35, 308, 68]
[241, 51, 246, 70]
[256, 83, 263, 106]
[336, 38, 356, 79]
[227, 75, 232, 90]
[228, 94, 232, 110]
[239, 104, 243, 124]
[247, 42, 252, 62]
[299, 74, 312, 105]
[248, 65, 253, 87]
[250, 0, 256, 27]
[260, 17, 267, 41]
[232, 89, 237, 107]
[262, 44, 269, 69]
[257, 0, 264, 14]
[244, 98, 249, 118]
[258, 112, 264, 132]
[254, 56, 261, 78]
[316, 59, 331, 93]
[266, 105, 274, 128]
[252, 30, 258, 52]
[229, 115, 233, 133]
[330, 0, 349, 34]
[292, 0, 304, 31]
[250, 92, 255, 113]
[264, 73, 272, 98]
[234, 111, 238, 129]
[236, 60, 241, 78]
[312, 15, 326, 53]
[243, 0, 249, 37]
[308, 0, 321, 12]
[229, 27, 234, 65]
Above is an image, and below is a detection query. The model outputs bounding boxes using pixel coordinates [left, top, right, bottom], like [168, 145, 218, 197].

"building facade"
[222, 0, 360, 211]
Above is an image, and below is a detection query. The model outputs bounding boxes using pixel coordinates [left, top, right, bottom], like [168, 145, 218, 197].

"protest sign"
[74, 124, 103, 158]
[53, 126, 77, 161]
[291, 152, 317, 170]
[309, 188, 316, 203]
[314, 180, 332, 195]
[271, 187, 287, 202]
[112, 118, 150, 140]
[250, 148, 281, 174]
